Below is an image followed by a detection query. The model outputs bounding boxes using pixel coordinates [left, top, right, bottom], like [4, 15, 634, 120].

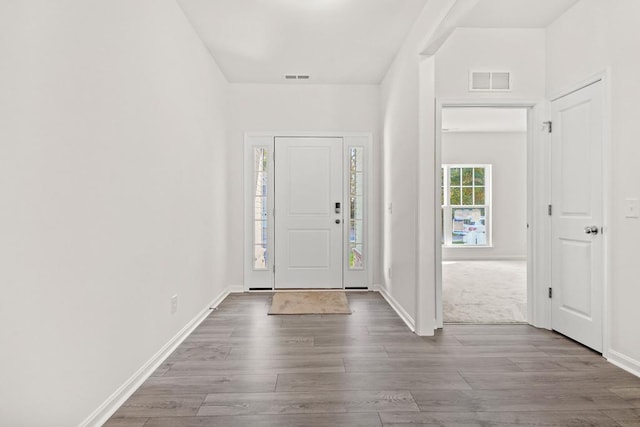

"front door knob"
[584, 226, 599, 235]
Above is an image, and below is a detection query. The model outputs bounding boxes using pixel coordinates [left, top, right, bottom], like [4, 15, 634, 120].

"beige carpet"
[443, 260, 527, 324]
[269, 291, 352, 315]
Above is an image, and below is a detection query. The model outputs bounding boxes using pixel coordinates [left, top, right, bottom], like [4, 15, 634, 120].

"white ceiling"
[177, 0, 428, 84]
[459, 0, 580, 28]
[177, 0, 580, 84]
[442, 107, 527, 133]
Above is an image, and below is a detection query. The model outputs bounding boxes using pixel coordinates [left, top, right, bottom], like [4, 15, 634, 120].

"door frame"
[434, 99, 547, 330]
[243, 132, 374, 291]
[548, 70, 611, 359]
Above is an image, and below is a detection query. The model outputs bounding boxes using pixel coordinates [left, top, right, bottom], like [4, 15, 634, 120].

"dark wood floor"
[106, 292, 640, 426]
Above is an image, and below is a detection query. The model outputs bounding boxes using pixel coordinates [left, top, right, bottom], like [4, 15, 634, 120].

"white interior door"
[274, 137, 343, 289]
[550, 81, 604, 352]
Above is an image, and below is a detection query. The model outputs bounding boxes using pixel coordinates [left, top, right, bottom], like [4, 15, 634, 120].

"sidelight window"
[253, 148, 269, 269]
[349, 147, 364, 269]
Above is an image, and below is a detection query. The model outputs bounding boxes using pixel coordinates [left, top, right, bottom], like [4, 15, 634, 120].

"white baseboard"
[80, 285, 237, 427]
[223, 285, 244, 296]
[607, 349, 640, 378]
[442, 256, 527, 262]
[374, 284, 415, 332]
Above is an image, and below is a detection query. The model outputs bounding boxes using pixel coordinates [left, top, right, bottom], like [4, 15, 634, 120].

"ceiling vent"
[283, 74, 310, 81]
[469, 71, 511, 91]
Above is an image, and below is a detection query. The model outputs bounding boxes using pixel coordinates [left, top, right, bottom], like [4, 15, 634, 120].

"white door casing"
[274, 137, 344, 289]
[434, 100, 547, 331]
[550, 81, 604, 352]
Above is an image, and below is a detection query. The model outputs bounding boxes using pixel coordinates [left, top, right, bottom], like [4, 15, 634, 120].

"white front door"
[274, 137, 343, 289]
[550, 81, 604, 352]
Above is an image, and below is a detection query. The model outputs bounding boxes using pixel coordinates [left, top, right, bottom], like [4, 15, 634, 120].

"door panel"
[558, 239, 592, 318]
[288, 230, 330, 268]
[275, 137, 343, 289]
[559, 101, 592, 214]
[551, 81, 603, 352]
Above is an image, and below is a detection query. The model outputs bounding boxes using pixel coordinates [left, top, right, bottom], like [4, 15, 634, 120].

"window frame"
[441, 164, 492, 248]
[347, 146, 365, 270]
[252, 147, 269, 270]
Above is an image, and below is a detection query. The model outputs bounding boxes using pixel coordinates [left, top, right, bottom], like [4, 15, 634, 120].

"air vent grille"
[283, 74, 311, 81]
[471, 72, 491, 90]
[469, 71, 511, 91]
[491, 72, 510, 90]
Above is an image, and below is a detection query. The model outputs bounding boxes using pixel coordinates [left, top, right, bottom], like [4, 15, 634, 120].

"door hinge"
[543, 121, 553, 133]
[273, 264, 275, 273]
[548, 287, 553, 298]
[548, 204, 552, 216]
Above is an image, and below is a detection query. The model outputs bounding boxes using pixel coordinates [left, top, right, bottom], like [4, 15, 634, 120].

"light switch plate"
[625, 198, 640, 218]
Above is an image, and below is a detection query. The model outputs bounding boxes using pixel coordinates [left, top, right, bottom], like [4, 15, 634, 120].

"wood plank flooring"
[106, 292, 640, 426]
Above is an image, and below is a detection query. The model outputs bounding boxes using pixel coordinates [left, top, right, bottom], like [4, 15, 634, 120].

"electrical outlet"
[171, 294, 178, 314]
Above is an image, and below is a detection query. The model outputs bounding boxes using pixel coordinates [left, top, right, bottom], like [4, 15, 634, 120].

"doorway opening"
[439, 107, 529, 324]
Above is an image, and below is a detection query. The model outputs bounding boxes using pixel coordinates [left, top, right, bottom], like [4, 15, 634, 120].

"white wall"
[547, 0, 640, 374]
[380, 1, 455, 327]
[435, 28, 547, 328]
[228, 83, 382, 287]
[435, 28, 546, 98]
[381, 17, 546, 328]
[441, 132, 527, 260]
[0, 1, 229, 425]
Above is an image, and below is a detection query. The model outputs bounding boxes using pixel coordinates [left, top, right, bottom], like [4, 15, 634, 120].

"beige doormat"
[269, 291, 352, 315]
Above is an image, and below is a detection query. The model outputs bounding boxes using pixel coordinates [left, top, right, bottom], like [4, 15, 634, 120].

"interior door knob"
[335, 219, 341, 224]
[584, 226, 599, 235]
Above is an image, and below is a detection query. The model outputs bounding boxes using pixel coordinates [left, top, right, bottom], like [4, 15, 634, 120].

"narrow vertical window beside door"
[349, 147, 364, 269]
[253, 148, 268, 269]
